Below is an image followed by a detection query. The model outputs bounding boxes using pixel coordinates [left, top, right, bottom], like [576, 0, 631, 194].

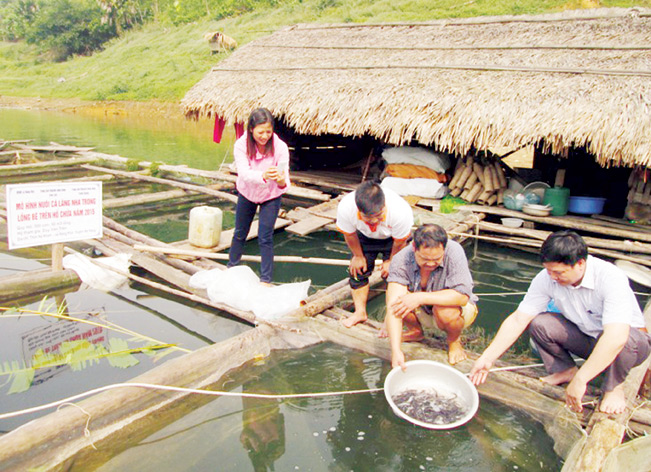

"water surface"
[3, 105, 647, 470]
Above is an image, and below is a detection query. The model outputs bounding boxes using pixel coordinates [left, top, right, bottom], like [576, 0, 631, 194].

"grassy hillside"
[0, 0, 646, 102]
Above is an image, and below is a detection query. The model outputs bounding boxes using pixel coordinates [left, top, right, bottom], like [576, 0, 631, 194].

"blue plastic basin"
[568, 196, 606, 215]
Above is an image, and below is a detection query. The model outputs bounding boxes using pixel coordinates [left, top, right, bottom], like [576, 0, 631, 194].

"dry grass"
[182, 7, 651, 167]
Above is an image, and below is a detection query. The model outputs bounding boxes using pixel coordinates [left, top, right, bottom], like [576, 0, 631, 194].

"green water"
[0, 107, 234, 170]
[3, 105, 635, 471]
[78, 344, 562, 472]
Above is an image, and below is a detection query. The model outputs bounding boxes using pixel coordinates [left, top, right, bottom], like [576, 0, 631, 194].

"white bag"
[62, 253, 131, 291]
[382, 146, 451, 173]
[189, 266, 311, 320]
[381, 177, 448, 199]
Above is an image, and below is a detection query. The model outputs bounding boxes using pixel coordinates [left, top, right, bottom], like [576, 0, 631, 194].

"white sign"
[6, 182, 103, 249]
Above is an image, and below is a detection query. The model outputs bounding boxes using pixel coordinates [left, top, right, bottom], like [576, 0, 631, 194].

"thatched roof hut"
[182, 8, 651, 168]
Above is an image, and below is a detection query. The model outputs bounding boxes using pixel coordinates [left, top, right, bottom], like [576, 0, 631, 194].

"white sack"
[382, 146, 451, 173]
[62, 253, 131, 291]
[189, 266, 311, 320]
[381, 177, 448, 199]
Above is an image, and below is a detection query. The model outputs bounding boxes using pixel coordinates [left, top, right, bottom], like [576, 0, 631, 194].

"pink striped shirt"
[233, 133, 291, 203]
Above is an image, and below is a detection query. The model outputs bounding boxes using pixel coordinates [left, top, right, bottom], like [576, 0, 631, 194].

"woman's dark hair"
[540, 231, 588, 266]
[246, 108, 275, 159]
[355, 181, 385, 215]
[413, 224, 447, 250]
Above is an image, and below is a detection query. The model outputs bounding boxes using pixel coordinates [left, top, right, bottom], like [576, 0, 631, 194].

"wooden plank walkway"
[1, 140, 651, 470]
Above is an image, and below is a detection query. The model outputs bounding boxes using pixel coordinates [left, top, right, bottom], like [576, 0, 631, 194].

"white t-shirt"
[335, 187, 413, 239]
[518, 255, 645, 338]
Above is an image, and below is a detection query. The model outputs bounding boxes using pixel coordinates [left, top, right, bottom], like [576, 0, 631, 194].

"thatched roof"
[182, 8, 651, 168]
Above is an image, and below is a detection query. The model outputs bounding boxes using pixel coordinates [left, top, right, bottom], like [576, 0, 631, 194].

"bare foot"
[540, 366, 578, 386]
[599, 386, 627, 415]
[341, 311, 367, 328]
[378, 320, 388, 338]
[448, 340, 467, 365]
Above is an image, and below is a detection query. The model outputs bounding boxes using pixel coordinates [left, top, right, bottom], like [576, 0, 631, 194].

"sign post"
[5, 182, 103, 269]
[51, 243, 64, 272]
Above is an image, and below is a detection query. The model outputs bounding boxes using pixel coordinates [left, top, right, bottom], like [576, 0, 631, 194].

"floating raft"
[0, 140, 650, 471]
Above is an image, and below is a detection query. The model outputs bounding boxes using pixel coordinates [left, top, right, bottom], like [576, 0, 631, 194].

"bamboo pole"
[473, 163, 485, 187]
[488, 164, 500, 190]
[477, 190, 493, 205]
[133, 244, 379, 267]
[286, 271, 384, 319]
[449, 187, 463, 197]
[463, 204, 651, 243]
[102, 228, 220, 274]
[494, 161, 508, 188]
[81, 164, 239, 204]
[561, 310, 651, 472]
[463, 171, 478, 190]
[483, 166, 494, 193]
[455, 165, 474, 190]
[465, 181, 484, 203]
[448, 162, 465, 189]
[479, 221, 651, 254]
[452, 228, 651, 267]
[51, 243, 64, 271]
[0, 269, 80, 304]
[85, 151, 331, 202]
[487, 194, 498, 206]
[0, 156, 96, 176]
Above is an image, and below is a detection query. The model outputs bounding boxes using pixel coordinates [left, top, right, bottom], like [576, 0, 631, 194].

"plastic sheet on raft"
[189, 266, 311, 320]
[62, 253, 131, 291]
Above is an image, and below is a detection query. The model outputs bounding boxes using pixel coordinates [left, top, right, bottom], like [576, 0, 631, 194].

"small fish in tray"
[392, 388, 468, 426]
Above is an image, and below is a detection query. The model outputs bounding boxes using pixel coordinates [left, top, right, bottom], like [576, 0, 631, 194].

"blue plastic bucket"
[568, 196, 606, 215]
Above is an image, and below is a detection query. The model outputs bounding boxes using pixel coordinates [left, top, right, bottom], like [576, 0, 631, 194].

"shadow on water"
[0, 281, 250, 432]
[76, 344, 562, 472]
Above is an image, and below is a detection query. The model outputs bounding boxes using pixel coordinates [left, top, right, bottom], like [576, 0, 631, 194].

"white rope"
[0, 361, 558, 421]
[0, 382, 383, 420]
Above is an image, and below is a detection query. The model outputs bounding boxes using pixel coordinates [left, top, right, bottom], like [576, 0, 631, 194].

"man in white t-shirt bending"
[335, 181, 414, 328]
[470, 231, 651, 415]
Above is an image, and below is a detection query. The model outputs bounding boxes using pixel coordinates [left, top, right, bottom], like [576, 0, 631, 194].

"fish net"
[543, 404, 587, 460]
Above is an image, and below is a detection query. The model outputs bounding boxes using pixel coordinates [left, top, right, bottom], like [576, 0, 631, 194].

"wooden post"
[51, 243, 64, 272]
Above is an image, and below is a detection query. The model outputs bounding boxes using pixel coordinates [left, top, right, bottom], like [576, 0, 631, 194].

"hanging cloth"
[213, 116, 226, 143]
[234, 122, 245, 139]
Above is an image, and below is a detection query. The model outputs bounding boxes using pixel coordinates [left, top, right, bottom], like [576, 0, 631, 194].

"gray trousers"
[528, 312, 651, 392]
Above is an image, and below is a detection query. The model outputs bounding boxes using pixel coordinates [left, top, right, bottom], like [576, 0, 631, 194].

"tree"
[24, 0, 116, 60]
[0, 0, 41, 41]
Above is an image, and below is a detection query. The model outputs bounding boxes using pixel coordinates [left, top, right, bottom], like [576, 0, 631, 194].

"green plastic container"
[543, 187, 570, 216]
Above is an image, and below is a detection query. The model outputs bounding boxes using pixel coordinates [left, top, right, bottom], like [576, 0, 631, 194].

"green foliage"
[0, 339, 173, 394]
[0, 0, 41, 41]
[1, 360, 35, 394]
[126, 157, 141, 170]
[149, 160, 163, 176]
[23, 0, 117, 60]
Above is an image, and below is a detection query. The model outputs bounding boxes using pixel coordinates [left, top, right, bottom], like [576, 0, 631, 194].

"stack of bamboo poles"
[627, 168, 651, 205]
[626, 168, 651, 223]
[447, 157, 508, 205]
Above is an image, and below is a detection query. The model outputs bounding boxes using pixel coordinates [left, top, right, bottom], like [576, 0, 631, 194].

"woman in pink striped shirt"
[227, 108, 291, 284]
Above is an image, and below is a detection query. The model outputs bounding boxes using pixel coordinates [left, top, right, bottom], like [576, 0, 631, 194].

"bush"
[0, 0, 41, 41]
